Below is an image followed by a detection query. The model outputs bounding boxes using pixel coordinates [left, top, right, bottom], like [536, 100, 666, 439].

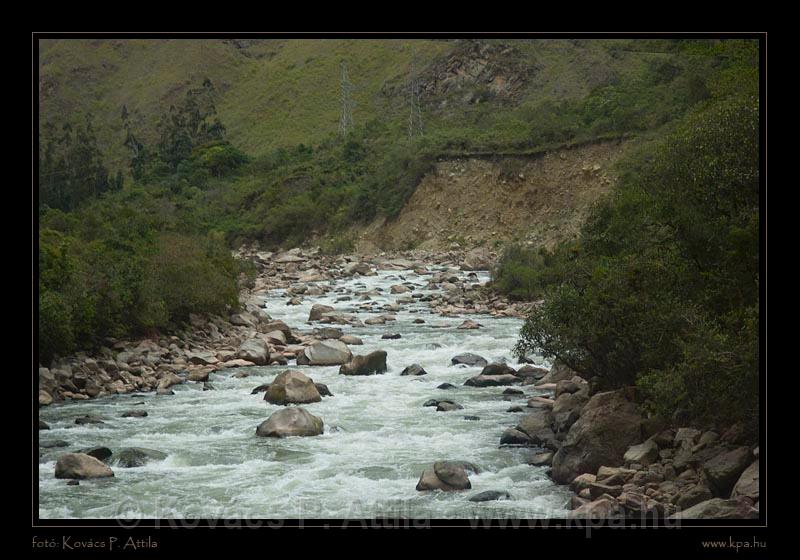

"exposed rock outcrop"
[551, 389, 644, 484]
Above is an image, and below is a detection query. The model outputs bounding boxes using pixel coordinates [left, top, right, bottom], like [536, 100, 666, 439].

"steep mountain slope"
[38, 38, 709, 165]
[38, 39, 450, 160]
[38, 37, 757, 252]
[36, 36, 760, 365]
[354, 138, 630, 252]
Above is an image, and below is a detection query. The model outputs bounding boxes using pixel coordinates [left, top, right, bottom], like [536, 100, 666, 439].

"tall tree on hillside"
[39, 118, 112, 211]
[155, 78, 226, 170]
[121, 104, 150, 181]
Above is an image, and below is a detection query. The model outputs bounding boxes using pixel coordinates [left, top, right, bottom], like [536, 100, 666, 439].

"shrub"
[493, 243, 577, 301]
[38, 288, 74, 364]
[638, 305, 759, 432]
[139, 233, 239, 326]
[319, 232, 356, 255]
[191, 141, 249, 177]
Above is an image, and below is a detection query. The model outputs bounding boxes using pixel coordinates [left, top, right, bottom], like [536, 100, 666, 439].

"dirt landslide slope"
[355, 138, 630, 253]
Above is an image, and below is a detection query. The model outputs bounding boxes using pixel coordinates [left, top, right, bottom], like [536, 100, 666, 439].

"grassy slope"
[38, 38, 697, 160]
[39, 39, 451, 161]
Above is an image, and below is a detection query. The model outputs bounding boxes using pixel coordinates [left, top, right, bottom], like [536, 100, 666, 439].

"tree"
[38, 118, 111, 211]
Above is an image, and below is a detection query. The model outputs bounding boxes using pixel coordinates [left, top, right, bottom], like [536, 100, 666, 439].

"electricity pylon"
[339, 61, 355, 137]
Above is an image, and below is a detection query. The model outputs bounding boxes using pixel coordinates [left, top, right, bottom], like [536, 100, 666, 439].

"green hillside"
[39, 38, 756, 164]
[37, 36, 759, 365]
[39, 39, 451, 161]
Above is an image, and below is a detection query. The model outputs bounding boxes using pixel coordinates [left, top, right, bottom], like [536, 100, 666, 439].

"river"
[38, 267, 571, 519]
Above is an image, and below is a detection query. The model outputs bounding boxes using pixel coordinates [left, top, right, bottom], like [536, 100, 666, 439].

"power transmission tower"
[408, 50, 424, 139]
[339, 61, 355, 137]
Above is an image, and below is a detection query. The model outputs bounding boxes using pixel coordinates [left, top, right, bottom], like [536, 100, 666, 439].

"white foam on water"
[38, 268, 571, 519]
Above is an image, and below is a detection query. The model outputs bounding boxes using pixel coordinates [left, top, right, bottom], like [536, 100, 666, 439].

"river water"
[38, 267, 572, 519]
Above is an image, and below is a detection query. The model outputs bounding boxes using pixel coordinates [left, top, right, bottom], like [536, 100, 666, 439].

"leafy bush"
[514, 95, 759, 431]
[39, 288, 74, 364]
[373, 142, 437, 218]
[493, 243, 577, 301]
[38, 197, 240, 364]
[139, 233, 239, 325]
[637, 304, 759, 432]
[319, 232, 356, 255]
[191, 141, 249, 177]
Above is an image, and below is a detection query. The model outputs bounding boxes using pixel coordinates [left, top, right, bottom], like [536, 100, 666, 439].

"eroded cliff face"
[354, 138, 630, 253]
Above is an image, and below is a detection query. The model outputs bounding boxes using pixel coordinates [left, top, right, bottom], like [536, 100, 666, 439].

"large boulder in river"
[536, 361, 581, 386]
[516, 409, 558, 449]
[451, 353, 488, 367]
[551, 389, 644, 484]
[500, 409, 557, 449]
[263, 330, 287, 346]
[78, 446, 113, 462]
[436, 401, 463, 412]
[237, 338, 270, 366]
[401, 364, 428, 376]
[314, 383, 333, 397]
[464, 374, 519, 387]
[256, 407, 324, 438]
[339, 351, 387, 375]
[55, 453, 115, 479]
[312, 327, 342, 340]
[416, 460, 472, 491]
[262, 320, 294, 340]
[517, 365, 549, 380]
[481, 362, 517, 376]
[339, 335, 363, 345]
[308, 304, 335, 322]
[75, 414, 105, 425]
[265, 370, 321, 405]
[469, 490, 511, 502]
[297, 340, 352, 366]
[112, 448, 168, 468]
[500, 428, 533, 445]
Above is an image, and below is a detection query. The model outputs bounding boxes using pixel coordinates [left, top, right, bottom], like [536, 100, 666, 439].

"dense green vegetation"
[37, 37, 760, 371]
[38, 199, 241, 364]
[507, 94, 759, 433]
[39, 120, 122, 211]
[38, 81, 246, 364]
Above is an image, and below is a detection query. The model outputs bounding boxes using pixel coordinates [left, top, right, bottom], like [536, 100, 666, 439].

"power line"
[407, 49, 424, 139]
[339, 60, 355, 137]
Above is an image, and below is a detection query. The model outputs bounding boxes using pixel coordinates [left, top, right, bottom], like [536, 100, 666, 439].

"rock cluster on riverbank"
[495, 362, 760, 520]
[38, 247, 526, 408]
